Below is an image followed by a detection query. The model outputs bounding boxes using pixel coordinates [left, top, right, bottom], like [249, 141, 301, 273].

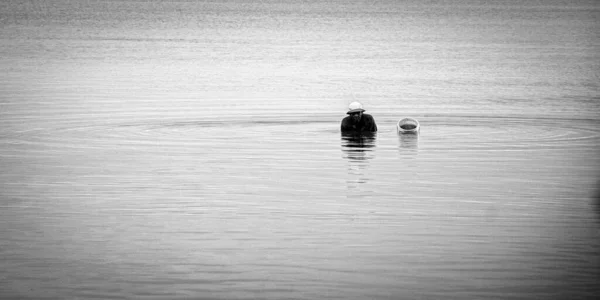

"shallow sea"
[1, 1, 599, 299]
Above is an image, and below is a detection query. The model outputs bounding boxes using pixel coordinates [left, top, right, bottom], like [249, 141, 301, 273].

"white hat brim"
[347, 108, 365, 114]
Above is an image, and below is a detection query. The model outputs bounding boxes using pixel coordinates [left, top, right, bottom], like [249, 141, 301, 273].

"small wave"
[2, 114, 598, 156]
[410, 115, 600, 151]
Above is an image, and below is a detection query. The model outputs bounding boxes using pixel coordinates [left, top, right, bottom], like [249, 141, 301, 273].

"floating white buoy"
[397, 118, 420, 133]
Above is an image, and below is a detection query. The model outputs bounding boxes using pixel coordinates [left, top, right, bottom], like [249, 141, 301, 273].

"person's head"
[348, 111, 363, 121]
[347, 101, 366, 121]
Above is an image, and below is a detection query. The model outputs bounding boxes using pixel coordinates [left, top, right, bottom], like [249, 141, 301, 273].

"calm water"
[1, 0, 600, 299]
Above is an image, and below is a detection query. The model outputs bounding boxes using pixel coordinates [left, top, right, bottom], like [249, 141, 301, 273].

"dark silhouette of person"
[340, 101, 377, 133]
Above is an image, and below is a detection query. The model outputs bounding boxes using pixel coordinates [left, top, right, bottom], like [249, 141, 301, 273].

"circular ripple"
[3, 115, 599, 155]
[412, 115, 600, 151]
[0, 117, 335, 158]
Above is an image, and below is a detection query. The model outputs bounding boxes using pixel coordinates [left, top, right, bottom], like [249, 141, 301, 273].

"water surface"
[1, 1, 599, 299]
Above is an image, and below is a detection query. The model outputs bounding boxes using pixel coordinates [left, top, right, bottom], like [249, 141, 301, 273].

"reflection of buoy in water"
[397, 118, 420, 133]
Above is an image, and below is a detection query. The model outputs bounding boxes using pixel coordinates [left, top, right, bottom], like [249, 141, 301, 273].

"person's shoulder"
[341, 115, 352, 122]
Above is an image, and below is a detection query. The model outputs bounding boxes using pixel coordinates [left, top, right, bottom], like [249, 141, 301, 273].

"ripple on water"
[2, 115, 599, 158]
[414, 115, 600, 151]
[1, 113, 599, 299]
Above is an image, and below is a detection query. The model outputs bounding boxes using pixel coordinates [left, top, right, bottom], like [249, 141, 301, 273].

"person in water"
[340, 101, 377, 133]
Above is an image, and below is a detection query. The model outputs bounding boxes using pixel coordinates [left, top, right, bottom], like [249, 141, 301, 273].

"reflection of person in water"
[341, 132, 377, 161]
[341, 132, 376, 192]
[340, 101, 377, 133]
